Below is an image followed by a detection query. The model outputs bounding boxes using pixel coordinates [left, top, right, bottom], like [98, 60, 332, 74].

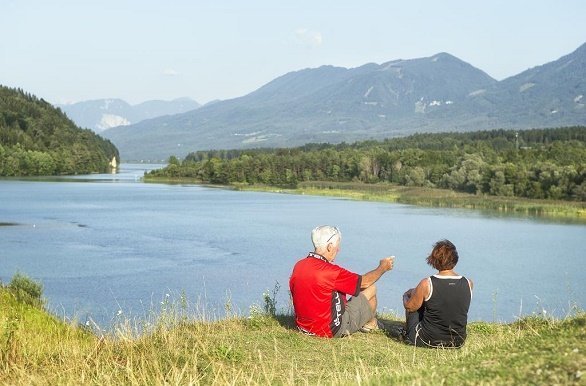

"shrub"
[8, 273, 45, 308]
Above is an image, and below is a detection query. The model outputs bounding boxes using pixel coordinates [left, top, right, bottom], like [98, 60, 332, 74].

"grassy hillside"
[1, 280, 583, 385]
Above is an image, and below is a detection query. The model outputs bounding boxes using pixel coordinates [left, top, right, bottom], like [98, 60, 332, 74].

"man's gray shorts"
[334, 293, 374, 337]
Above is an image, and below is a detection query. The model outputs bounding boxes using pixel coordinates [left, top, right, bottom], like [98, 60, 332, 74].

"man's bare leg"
[361, 284, 378, 329]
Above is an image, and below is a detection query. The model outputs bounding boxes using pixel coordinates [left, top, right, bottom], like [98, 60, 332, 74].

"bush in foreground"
[7, 272, 45, 308]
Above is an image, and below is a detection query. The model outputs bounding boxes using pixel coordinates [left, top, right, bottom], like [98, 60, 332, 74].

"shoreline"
[143, 176, 586, 223]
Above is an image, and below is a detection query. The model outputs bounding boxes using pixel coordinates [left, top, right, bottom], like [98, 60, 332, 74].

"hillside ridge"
[100, 43, 585, 160]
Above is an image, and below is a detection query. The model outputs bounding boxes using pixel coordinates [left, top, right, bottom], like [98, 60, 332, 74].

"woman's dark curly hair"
[426, 239, 459, 270]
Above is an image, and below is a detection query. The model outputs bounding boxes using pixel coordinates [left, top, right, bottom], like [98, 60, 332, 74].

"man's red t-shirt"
[289, 252, 362, 337]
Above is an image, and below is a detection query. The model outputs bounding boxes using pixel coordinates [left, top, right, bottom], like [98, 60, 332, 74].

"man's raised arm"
[361, 256, 394, 289]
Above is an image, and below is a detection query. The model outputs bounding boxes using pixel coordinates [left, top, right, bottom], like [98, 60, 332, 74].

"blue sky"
[1, 0, 584, 105]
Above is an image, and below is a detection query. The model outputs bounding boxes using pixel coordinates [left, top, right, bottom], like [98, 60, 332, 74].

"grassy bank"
[144, 175, 586, 222]
[202, 179, 586, 222]
[1, 284, 584, 385]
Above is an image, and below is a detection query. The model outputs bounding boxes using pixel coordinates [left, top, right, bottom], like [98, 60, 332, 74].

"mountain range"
[103, 43, 586, 161]
[57, 97, 200, 132]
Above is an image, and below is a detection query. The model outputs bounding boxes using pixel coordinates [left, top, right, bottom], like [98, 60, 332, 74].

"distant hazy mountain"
[57, 97, 200, 132]
[459, 43, 586, 127]
[103, 43, 586, 161]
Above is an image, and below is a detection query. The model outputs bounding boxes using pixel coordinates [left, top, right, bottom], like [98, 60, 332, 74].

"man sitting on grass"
[289, 225, 394, 338]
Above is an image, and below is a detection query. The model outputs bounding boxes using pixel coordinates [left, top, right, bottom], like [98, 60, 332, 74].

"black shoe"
[388, 325, 407, 340]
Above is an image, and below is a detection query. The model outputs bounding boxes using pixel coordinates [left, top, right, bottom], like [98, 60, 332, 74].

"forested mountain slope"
[0, 86, 119, 176]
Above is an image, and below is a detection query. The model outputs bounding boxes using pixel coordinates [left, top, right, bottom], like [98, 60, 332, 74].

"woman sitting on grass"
[402, 239, 473, 348]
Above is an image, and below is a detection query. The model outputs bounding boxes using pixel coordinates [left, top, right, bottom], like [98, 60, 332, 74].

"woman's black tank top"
[419, 275, 471, 347]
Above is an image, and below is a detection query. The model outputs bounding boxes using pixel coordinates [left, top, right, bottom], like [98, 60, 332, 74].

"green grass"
[233, 181, 586, 223]
[1, 286, 584, 385]
[142, 175, 586, 222]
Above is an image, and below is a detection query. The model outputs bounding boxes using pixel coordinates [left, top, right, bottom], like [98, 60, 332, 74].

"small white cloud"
[295, 28, 323, 48]
[163, 68, 179, 76]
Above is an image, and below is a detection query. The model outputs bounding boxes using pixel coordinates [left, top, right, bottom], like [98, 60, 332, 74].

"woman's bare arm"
[403, 278, 429, 313]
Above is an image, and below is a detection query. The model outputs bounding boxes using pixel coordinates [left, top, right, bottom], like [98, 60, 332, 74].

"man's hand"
[361, 256, 395, 289]
[379, 256, 394, 272]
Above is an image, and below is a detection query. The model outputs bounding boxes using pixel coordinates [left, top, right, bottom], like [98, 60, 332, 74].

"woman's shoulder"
[417, 277, 431, 290]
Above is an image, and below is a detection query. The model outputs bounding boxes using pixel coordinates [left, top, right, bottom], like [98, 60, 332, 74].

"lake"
[1, 164, 584, 329]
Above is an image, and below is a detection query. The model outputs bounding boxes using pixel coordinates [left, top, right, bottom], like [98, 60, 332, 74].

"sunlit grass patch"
[1, 275, 584, 385]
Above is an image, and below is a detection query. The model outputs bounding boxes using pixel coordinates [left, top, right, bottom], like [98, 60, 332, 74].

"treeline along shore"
[146, 127, 586, 220]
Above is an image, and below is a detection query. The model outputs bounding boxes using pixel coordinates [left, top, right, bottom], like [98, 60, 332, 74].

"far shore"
[143, 176, 586, 223]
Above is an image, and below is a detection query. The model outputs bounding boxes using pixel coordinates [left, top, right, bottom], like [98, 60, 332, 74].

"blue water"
[1, 164, 584, 328]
